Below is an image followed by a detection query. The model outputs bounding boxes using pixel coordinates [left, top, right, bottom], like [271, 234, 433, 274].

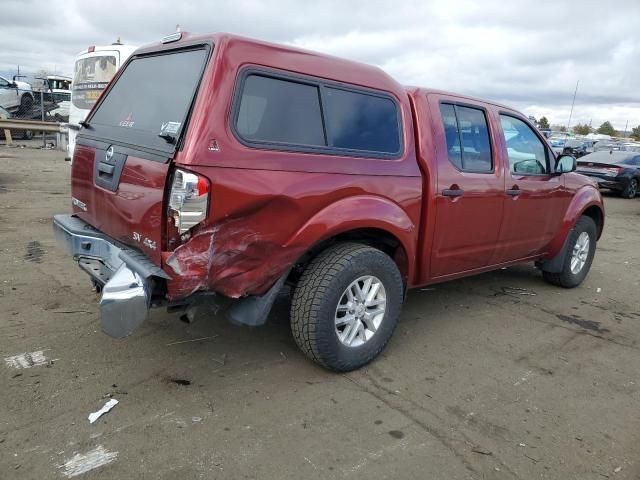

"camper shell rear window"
[85, 45, 210, 156]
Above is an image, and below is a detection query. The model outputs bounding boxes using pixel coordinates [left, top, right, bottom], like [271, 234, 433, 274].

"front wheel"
[542, 216, 597, 288]
[290, 243, 404, 372]
[621, 178, 638, 199]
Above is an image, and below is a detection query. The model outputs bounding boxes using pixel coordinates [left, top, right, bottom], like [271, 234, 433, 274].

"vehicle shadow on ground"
[139, 263, 549, 375]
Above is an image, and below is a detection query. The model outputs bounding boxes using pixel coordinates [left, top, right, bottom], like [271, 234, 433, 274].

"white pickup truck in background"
[0, 75, 34, 112]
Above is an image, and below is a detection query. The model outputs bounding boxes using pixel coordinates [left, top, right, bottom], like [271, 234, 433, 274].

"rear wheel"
[542, 216, 596, 288]
[18, 94, 33, 115]
[621, 178, 638, 199]
[290, 243, 403, 372]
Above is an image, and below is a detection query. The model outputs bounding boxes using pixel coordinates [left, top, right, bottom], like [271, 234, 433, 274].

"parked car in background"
[46, 75, 72, 121]
[577, 151, 640, 198]
[539, 128, 552, 138]
[53, 32, 604, 372]
[562, 139, 587, 157]
[592, 141, 640, 153]
[0, 105, 34, 140]
[0, 75, 34, 113]
[622, 142, 640, 152]
[549, 136, 567, 154]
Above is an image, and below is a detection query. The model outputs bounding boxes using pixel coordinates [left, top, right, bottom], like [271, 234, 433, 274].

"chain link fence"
[1, 73, 70, 148]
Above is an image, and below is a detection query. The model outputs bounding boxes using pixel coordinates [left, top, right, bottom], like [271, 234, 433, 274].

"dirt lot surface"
[1, 145, 639, 480]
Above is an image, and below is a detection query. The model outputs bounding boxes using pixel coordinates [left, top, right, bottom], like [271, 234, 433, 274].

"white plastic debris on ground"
[88, 399, 119, 424]
[4, 350, 50, 369]
[59, 446, 118, 477]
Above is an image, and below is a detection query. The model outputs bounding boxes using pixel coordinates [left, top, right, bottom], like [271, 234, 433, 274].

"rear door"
[428, 96, 505, 278]
[492, 114, 568, 263]
[71, 45, 210, 264]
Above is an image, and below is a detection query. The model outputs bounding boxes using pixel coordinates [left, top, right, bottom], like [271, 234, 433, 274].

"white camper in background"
[67, 39, 137, 161]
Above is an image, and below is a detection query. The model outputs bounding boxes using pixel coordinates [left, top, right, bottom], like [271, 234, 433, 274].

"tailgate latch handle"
[97, 163, 115, 175]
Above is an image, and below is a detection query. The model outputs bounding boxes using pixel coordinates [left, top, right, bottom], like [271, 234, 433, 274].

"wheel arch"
[284, 195, 417, 285]
[545, 185, 604, 260]
[582, 204, 604, 239]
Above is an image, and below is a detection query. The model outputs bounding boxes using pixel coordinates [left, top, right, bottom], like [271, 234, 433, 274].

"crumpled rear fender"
[162, 194, 417, 300]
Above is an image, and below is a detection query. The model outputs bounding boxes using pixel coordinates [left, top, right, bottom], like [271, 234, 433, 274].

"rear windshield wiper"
[158, 133, 176, 144]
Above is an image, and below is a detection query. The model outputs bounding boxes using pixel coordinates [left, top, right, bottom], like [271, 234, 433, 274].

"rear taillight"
[168, 169, 209, 235]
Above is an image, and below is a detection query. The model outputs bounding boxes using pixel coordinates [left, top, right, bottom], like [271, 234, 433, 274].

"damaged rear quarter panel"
[162, 166, 422, 300]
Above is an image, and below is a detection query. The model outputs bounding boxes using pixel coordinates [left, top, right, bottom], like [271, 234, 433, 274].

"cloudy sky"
[2, 0, 639, 130]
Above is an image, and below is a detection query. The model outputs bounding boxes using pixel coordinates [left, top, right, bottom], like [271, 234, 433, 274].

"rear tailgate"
[71, 144, 170, 264]
[70, 44, 210, 265]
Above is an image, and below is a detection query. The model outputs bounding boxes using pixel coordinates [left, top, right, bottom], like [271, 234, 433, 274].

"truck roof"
[136, 32, 408, 98]
[405, 86, 520, 114]
[131, 32, 524, 118]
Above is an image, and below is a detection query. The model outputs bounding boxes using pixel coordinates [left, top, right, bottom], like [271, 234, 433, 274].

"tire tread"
[290, 242, 401, 371]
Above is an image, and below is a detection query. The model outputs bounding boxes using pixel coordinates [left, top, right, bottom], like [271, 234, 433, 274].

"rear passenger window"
[324, 87, 400, 154]
[236, 75, 325, 146]
[439, 103, 493, 172]
[233, 71, 402, 158]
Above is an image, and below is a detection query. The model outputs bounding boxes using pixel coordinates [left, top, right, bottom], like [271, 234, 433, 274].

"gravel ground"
[1, 145, 639, 479]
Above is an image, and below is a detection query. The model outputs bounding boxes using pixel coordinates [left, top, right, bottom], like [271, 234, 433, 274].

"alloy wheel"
[335, 275, 387, 347]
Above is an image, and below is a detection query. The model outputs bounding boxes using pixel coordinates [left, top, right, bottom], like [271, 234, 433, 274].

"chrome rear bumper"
[53, 214, 169, 338]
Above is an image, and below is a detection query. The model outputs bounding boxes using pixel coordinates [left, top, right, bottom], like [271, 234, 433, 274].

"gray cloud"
[1, 0, 639, 129]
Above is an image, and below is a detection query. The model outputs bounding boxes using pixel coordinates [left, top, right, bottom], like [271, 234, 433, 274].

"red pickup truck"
[54, 32, 604, 371]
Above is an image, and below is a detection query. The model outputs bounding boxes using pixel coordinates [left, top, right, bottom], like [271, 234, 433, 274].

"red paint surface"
[71, 145, 168, 265]
[70, 33, 604, 302]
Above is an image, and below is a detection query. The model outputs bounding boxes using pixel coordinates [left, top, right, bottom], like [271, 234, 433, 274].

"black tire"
[542, 216, 597, 288]
[290, 243, 403, 372]
[19, 94, 33, 114]
[621, 178, 638, 199]
[21, 129, 33, 140]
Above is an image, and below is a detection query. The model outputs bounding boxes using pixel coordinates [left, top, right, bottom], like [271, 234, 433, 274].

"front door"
[429, 99, 505, 278]
[492, 114, 567, 263]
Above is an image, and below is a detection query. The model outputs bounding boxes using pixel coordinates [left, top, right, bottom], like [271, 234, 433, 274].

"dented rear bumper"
[52, 214, 170, 338]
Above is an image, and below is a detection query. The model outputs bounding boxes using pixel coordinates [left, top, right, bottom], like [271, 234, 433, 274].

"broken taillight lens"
[168, 169, 209, 234]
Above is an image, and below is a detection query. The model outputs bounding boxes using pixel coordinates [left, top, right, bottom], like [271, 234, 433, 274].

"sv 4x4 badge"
[132, 232, 157, 250]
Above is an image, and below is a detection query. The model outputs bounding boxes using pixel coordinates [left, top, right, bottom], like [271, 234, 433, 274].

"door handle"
[442, 189, 464, 197]
[506, 188, 521, 196]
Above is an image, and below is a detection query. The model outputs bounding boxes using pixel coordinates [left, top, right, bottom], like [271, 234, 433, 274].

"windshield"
[48, 78, 71, 91]
[87, 47, 209, 154]
[72, 55, 117, 109]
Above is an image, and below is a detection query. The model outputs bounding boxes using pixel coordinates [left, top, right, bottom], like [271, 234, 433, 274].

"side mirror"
[555, 154, 577, 174]
[10, 81, 17, 88]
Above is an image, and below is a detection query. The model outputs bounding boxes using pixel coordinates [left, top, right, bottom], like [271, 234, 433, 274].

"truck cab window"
[439, 103, 492, 172]
[500, 115, 549, 175]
